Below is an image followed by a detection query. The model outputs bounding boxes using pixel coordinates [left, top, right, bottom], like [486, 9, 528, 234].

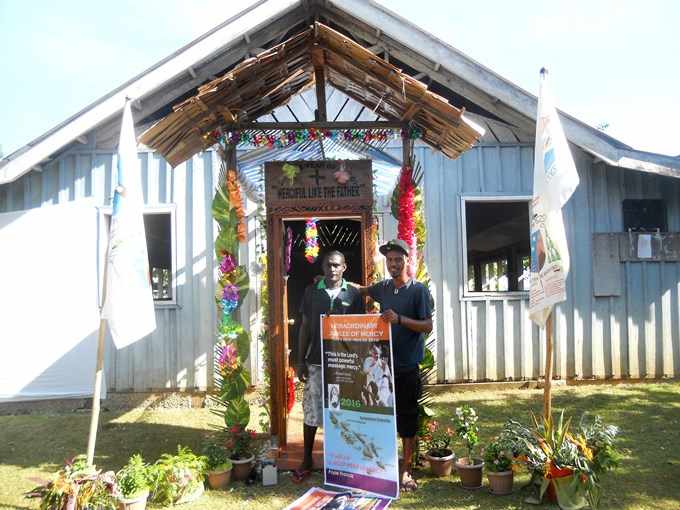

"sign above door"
[265, 160, 373, 210]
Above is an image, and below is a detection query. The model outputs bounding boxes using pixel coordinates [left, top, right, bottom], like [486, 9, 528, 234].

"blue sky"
[1, 0, 678, 157]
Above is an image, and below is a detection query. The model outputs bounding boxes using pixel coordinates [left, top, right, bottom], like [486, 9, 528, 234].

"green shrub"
[116, 453, 151, 499]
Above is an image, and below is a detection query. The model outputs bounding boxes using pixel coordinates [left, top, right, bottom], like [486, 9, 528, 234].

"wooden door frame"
[267, 206, 373, 447]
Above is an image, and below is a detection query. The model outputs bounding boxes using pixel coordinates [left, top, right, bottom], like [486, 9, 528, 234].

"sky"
[1, 0, 678, 158]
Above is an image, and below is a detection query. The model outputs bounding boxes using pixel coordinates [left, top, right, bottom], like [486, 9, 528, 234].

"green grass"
[1, 382, 679, 509]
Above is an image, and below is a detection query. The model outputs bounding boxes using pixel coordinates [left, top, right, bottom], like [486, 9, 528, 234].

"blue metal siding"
[1, 142, 679, 388]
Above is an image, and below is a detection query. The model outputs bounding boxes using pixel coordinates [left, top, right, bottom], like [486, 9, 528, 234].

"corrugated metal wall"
[420, 144, 680, 382]
[0, 148, 266, 391]
[2, 142, 679, 389]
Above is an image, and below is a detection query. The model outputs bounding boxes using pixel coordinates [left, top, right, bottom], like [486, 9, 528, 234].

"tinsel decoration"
[217, 342, 239, 374]
[219, 252, 236, 274]
[397, 166, 417, 278]
[285, 227, 293, 274]
[304, 218, 319, 263]
[204, 126, 423, 149]
[226, 168, 246, 243]
[221, 283, 240, 315]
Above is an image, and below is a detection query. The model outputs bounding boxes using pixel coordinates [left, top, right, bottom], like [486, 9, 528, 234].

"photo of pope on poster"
[320, 314, 399, 499]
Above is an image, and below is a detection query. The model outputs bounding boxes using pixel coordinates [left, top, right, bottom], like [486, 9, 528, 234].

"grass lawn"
[1, 382, 679, 509]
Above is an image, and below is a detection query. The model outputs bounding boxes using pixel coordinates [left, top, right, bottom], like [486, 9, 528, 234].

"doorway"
[284, 218, 363, 366]
[264, 159, 374, 453]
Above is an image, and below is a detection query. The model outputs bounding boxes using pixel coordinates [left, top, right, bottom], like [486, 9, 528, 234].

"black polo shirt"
[300, 279, 363, 365]
[368, 279, 433, 371]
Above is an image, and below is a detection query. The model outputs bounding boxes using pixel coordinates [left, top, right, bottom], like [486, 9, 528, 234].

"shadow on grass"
[0, 409, 215, 472]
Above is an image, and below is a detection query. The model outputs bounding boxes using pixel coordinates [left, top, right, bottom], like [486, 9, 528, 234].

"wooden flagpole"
[543, 312, 554, 422]
[86, 319, 107, 466]
[86, 229, 111, 466]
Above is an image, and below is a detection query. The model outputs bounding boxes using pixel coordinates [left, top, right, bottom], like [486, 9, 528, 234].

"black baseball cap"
[379, 239, 410, 256]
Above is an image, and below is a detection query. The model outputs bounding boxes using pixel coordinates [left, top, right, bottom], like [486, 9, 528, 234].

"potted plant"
[148, 445, 207, 506]
[25, 454, 119, 510]
[117, 454, 151, 510]
[453, 405, 483, 489]
[483, 437, 515, 495]
[224, 425, 259, 481]
[202, 442, 233, 489]
[421, 420, 456, 476]
[505, 412, 621, 509]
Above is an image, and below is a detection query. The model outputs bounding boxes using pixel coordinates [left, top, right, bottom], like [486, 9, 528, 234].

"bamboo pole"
[543, 312, 554, 422]
[86, 318, 107, 466]
[86, 223, 112, 466]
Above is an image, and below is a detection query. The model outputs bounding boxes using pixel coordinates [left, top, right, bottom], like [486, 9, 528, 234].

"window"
[622, 199, 666, 232]
[462, 198, 531, 295]
[144, 213, 173, 301]
[99, 206, 176, 305]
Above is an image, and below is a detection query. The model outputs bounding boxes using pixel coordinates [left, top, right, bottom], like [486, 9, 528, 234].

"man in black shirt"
[292, 250, 363, 483]
[352, 239, 433, 492]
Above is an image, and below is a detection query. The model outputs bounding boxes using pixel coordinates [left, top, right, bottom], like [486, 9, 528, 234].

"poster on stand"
[320, 314, 399, 499]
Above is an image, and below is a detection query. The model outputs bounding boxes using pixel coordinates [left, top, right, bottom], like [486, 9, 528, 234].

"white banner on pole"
[101, 100, 156, 348]
[529, 69, 580, 327]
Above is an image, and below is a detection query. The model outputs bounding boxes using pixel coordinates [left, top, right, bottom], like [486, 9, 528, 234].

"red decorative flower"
[397, 165, 417, 277]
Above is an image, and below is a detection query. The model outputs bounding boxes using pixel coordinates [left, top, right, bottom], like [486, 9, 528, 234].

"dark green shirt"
[299, 279, 363, 365]
[368, 279, 433, 371]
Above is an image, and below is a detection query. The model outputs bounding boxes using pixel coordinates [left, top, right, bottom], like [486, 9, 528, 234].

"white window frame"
[460, 194, 532, 300]
[97, 204, 178, 308]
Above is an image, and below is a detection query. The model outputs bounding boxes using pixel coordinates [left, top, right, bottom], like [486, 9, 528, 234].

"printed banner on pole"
[529, 69, 580, 326]
[101, 100, 156, 348]
[321, 315, 399, 499]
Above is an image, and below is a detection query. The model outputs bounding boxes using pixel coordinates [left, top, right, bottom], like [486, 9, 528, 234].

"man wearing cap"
[292, 250, 363, 483]
[351, 238, 433, 492]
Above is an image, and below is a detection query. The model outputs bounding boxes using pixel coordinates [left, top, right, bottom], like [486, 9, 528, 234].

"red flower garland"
[286, 367, 296, 413]
[398, 166, 417, 277]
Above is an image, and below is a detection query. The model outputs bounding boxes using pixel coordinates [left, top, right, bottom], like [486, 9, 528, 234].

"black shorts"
[394, 368, 421, 438]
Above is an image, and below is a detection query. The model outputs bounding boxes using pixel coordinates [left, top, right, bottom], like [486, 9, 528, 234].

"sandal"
[400, 475, 418, 492]
[291, 468, 312, 484]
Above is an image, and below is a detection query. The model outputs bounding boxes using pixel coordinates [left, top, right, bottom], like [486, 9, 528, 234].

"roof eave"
[329, 0, 680, 175]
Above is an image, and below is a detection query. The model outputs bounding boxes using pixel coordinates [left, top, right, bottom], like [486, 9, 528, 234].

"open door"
[265, 160, 374, 450]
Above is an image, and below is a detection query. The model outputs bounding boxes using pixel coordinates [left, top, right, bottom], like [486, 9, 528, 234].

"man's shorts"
[395, 368, 421, 438]
[302, 364, 323, 427]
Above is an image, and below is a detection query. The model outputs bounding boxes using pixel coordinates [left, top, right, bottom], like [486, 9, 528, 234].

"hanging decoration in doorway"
[209, 152, 252, 430]
[304, 218, 319, 263]
[205, 126, 422, 149]
[285, 227, 293, 274]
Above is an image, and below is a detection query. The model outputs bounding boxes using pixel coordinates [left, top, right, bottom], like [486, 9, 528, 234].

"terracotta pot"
[207, 468, 232, 489]
[487, 470, 513, 495]
[231, 455, 255, 481]
[455, 457, 483, 490]
[424, 449, 455, 477]
[118, 490, 149, 510]
[545, 465, 573, 503]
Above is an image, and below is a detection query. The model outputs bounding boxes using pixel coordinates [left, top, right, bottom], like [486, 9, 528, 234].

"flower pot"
[207, 468, 232, 489]
[118, 490, 149, 510]
[231, 455, 255, 481]
[455, 457, 483, 490]
[487, 470, 513, 495]
[424, 449, 455, 477]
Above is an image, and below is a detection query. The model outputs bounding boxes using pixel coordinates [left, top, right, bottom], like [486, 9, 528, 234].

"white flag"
[529, 69, 580, 327]
[101, 100, 156, 348]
